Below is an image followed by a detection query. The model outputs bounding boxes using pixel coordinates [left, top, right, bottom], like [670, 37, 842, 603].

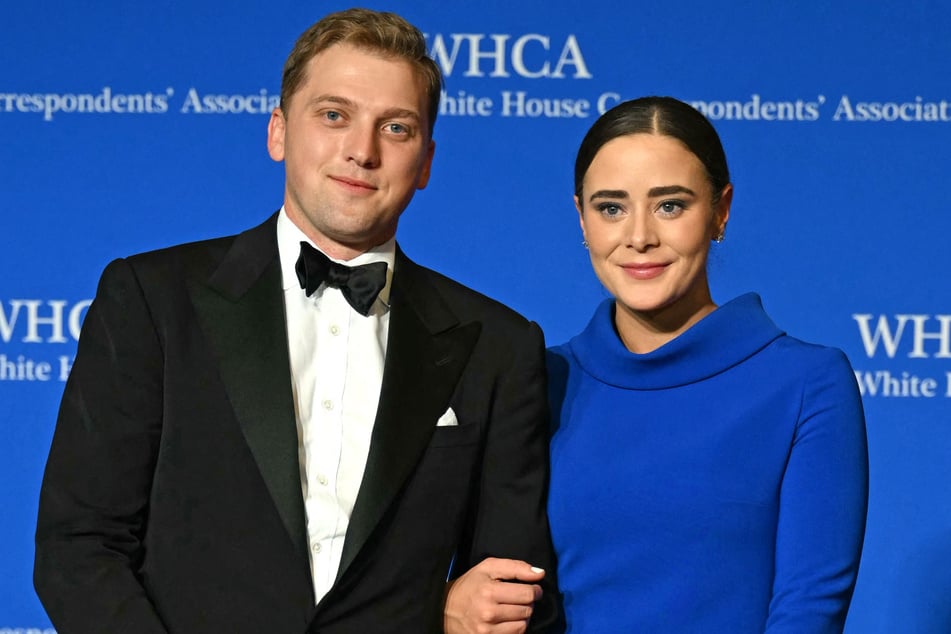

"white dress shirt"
[276, 208, 394, 604]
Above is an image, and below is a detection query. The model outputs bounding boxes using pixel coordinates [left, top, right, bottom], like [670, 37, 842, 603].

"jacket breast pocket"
[429, 422, 482, 448]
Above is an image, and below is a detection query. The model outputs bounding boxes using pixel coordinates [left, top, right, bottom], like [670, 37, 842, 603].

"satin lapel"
[187, 214, 309, 561]
[336, 249, 481, 580]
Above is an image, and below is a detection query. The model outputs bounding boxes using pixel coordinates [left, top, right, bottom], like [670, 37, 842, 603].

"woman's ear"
[715, 184, 733, 237]
[575, 195, 587, 242]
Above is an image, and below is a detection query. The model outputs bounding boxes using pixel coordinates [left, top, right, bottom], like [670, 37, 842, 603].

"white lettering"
[853, 314, 911, 358]
[0, 354, 52, 381]
[70, 299, 92, 340]
[181, 87, 202, 113]
[467, 34, 510, 77]
[551, 35, 592, 78]
[511, 34, 550, 78]
[22, 300, 68, 343]
[834, 95, 855, 121]
[439, 90, 493, 116]
[0, 88, 169, 120]
[691, 94, 821, 121]
[59, 354, 74, 381]
[0, 300, 23, 342]
[0, 299, 90, 343]
[428, 34, 469, 76]
[854, 370, 881, 396]
[500, 91, 589, 118]
[179, 88, 277, 114]
[597, 92, 621, 114]
[834, 94, 951, 122]
[907, 315, 951, 358]
[854, 370, 937, 397]
[854, 314, 951, 359]
[426, 33, 592, 79]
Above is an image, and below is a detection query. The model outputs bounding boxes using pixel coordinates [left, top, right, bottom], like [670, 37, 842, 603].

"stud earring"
[582, 239, 589, 249]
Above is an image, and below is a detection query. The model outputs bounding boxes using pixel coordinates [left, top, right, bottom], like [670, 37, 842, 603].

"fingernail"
[531, 566, 544, 573]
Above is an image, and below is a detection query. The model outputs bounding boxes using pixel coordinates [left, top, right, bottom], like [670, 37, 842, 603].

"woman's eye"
[597, 203, 623, 217]
[658, 200, 685, 216]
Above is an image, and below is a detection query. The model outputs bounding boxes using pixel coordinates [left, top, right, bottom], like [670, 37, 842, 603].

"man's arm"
[444, 320, 558, 633]
[34, 259, 169, 633]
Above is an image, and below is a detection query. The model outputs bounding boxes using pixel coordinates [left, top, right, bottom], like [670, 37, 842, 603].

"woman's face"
[576, 133, 730, 320]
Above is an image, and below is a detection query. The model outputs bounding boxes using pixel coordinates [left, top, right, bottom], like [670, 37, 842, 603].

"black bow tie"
[295, 242, 388, 316]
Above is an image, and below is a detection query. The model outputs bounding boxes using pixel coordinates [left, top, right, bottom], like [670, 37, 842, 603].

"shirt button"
[330, 325, 340, 336]
[312, 543, 322, 554]
[318, 474, 328, 486]
[322, 399, 333, 410]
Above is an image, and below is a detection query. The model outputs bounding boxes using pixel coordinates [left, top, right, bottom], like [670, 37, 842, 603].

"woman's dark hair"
[574, 96, 730, 204]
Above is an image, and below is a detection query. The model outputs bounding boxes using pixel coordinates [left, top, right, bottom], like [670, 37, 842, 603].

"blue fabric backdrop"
[2, 1, 949, 631]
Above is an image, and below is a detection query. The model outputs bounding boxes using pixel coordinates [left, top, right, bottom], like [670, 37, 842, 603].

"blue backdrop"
[2, 1, 949, 631]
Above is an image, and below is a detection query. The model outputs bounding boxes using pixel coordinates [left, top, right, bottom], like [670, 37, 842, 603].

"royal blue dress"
[547, 294, 868, 633]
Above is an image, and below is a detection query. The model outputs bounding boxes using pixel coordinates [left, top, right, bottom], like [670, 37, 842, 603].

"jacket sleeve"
[34, 258, 169, 634]
[451, 319, 559, 631]
[766, 348, 869, 633]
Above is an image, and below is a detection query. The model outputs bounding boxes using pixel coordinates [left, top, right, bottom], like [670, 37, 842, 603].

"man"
[34, 9, 555, 633]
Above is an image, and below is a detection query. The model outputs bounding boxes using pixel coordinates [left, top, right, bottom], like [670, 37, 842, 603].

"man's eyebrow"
[308, 94, 356, 109]
[379, 107, 421, 122]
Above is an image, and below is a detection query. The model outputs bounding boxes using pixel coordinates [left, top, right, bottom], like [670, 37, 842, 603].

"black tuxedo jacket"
[35, 214, 556, 633]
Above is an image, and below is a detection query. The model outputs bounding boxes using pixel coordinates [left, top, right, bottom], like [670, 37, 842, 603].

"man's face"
[267, 43, 435, 260]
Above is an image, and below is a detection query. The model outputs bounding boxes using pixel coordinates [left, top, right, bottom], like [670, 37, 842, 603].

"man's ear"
[416, 140, 436, 190]
[266, 108, 286, 162]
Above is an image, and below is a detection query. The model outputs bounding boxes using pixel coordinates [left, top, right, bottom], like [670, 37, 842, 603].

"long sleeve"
[548, 295, 869, 632]
[767, 347, 869, 632]
[451, 319, 559, 630]
[34, 258, 169, 634]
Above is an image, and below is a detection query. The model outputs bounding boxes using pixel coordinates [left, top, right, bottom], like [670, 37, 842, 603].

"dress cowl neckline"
[568, 293, 785, 390]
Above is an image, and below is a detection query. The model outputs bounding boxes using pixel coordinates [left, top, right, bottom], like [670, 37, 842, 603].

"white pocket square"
[436, 407, 458, 427]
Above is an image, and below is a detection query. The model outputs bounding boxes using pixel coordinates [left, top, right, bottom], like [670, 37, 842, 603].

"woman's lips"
[620, 263, 667, 280]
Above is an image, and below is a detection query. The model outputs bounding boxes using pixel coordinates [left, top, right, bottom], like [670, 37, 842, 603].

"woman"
[547, 97, 868, 633]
